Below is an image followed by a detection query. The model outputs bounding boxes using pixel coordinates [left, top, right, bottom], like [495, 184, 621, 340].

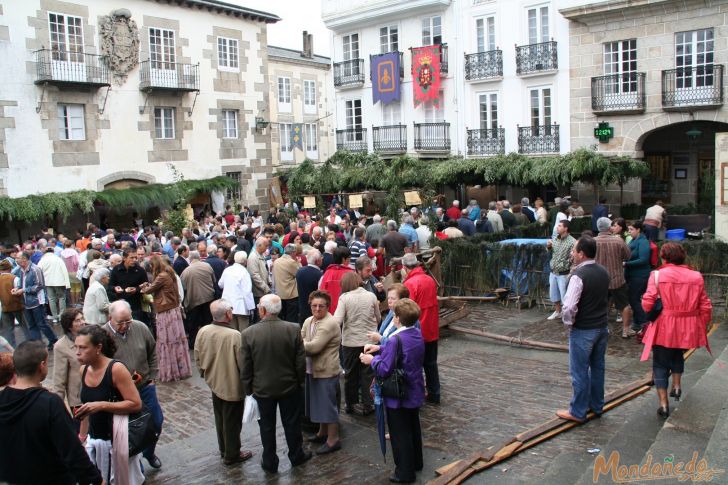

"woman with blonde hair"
[140, 256, 191, 382]
[334, 272, 381, 415]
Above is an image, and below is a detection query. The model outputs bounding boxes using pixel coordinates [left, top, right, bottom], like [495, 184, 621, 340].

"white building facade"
[0, 0, 278, 211]
[321, 0, 572, 174]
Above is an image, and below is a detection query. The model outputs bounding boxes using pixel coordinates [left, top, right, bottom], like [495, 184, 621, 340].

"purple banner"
[371, 52, 400, 104]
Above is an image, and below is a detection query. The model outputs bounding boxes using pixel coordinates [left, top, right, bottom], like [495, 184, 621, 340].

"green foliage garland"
[0, 176, 237, 223]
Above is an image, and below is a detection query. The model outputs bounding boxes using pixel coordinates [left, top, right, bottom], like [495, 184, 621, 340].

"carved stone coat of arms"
[99, 9, 140, 85]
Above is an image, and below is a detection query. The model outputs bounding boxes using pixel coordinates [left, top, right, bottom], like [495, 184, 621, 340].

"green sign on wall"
[594, 122, 614, 143]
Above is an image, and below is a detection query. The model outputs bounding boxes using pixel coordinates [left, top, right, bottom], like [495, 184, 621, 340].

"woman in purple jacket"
[361, 298, 425, 483]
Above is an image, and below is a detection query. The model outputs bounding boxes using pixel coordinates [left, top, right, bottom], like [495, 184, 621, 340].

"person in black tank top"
[80, 360, 118, 440]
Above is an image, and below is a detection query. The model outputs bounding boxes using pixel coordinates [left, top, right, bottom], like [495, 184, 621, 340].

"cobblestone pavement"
[32, 304, 654, 484]
[141, 304, 653, 484]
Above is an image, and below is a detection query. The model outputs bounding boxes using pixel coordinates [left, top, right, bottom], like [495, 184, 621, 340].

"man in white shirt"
[37, 248, 70, 323]
[415, 216, 433, 250]
[217, 251, 255, 331]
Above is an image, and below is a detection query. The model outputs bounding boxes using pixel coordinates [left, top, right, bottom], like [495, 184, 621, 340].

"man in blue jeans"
[13, 251, 57, 350]
[557, 236, 610, 423]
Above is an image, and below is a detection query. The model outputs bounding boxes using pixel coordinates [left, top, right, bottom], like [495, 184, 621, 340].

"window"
[343, 33, 360, 60]
[280, 123, 293, 161]
[424, 93, 444, 123]
[382, 102, 401, 125]
[277, 77, 291, 112]
[676, 29, 715, 88]
[154, 107, 175, 139]
[422, 16, 442, 45]
[479, 93, 498, 131]
[530, 87, 552, 131]
[57, 104, 85, 140]
[527, 6, 549, 44]
[49, 13, 83, 62]
[150, 28, 175, 69]
[217, 37, 239, 70]
[225, 172, 241, 201]
[345, 99, 363, 141]
[476, 16, 496, 52]
[303, 80, 316, 114]
[305, 123, 318, 157]
[380, 25, 399, 53]
[604, 39, 637, 94]
[222, 110, 238, 139]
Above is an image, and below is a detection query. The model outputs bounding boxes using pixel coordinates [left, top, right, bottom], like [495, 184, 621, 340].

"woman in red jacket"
[641, 242, 712, 418]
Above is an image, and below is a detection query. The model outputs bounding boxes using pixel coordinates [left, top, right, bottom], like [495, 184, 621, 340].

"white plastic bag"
[243, 395, 260, 423]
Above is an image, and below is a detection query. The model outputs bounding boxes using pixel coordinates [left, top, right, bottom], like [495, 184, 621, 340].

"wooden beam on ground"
[449, 325, 569, 352]
[438, 296, 500, 302]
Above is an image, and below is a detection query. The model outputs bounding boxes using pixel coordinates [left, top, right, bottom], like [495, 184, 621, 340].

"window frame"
[154, 107, 176, 139]
[217, 36, 239, 72]
[225, 171, 241, 201]
[280, 123, 293, 161]
[304, 123, 318, 159]
[303, 79, 317, 114]
[277, 76, 291, 113]
[382, 101, 402, 126]
[345, 99, 363, 142]
[380, 25, 399, 54]
[57, 103, 86, 140]
[48, 12, 84, 62]
[149, 27, 176, 69]
[478, 92, 499, 131]
[527, 5, 549, 45]
[528, 86, 552, 134]
[424, 93, 445, 123]
[422, 16, 442, 46]
[221, 109, 239, 139]
[603, 39, 638, 94]
[476, 15, 496, 53]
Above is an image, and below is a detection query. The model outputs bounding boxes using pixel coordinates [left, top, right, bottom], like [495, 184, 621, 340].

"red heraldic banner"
[411, 45, 441, 107]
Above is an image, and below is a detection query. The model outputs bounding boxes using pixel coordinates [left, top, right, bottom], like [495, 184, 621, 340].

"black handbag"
[377, 335, 408, 400]
[645, 270, 663, 322]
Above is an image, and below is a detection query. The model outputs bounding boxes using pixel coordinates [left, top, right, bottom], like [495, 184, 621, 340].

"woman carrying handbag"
[641, 242, 712, 418]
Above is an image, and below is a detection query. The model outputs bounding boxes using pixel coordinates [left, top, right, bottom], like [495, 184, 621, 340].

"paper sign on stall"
[349, 193, 363, 209]
[303, 196, 316, 209]
[404, 191, 422, 205]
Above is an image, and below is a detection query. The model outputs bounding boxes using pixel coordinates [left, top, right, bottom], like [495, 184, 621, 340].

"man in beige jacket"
[195, 299, 253, 465]
[247, 238, 270, 323]
[180, 251, 216, 347]
[272, 245, 301, 324]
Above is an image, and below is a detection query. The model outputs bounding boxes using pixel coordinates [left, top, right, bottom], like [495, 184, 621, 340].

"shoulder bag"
[108, 361, 159, 456]
[377, 335, 408, 400]
[645, 270, 663, 322]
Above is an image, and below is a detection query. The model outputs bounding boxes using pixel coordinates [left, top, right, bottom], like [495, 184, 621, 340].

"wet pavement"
[138, 303, 653, 484]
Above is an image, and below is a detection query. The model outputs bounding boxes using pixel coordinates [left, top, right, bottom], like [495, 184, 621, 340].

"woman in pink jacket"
[641, 242, 712, 418]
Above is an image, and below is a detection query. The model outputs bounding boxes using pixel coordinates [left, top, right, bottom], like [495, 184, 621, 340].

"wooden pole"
[448, 324, 569, 352]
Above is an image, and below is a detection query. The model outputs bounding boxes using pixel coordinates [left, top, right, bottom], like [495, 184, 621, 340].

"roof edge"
[146, 0, 281, 23]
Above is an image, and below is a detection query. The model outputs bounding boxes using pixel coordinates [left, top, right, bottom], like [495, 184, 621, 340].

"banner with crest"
[371, 52, 401, 104]
[411, 45, 442, 107]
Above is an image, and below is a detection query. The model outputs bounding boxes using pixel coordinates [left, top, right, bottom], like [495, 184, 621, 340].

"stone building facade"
[0, 0, 279, 211]
[561, 0, 728, 209]
[267, 33, 335, 167]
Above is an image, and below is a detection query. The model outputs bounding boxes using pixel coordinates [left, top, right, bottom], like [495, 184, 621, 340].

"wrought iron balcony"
[662, 64, 723, 110]
[34, 49, 110, 86]
[373, 124, 407, 154]
[139, 60, 199, 92]
[333, 59, 365, 87]
[591, 73, 646, 114]
[414, 122, 450, 152]
[370, 52, 404, 80]
[517, 124, 559, 154]
[516, 40, 557, 76]
[439, 43, 449, 75]
[466, 128, 505, 156]
[464, 50, 503, 81]
[336, 128, 368, 152]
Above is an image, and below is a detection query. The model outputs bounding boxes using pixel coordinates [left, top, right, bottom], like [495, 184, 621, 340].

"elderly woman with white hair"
[218, 251, 256, 331]
[83, 267, 111, 325]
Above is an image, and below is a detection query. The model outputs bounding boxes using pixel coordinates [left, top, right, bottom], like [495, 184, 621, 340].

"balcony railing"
[414, 122, 450, 152]
[370, 52, 404, 80]
[662, 64, 724, 110]
[467, 128, 505, 156]
[333, 59, 365, 87]
[439, 43, 449, 74]
[518, 124, 560, 154]
[464, 50, 503, 81]
[591, 73, 646, 113]
[516, 40, 557, 75]
[139, 60, 199, 92]
[336, 128, 368, 152]
[373, 124, 407, 154]
[34, 49, 110, 86]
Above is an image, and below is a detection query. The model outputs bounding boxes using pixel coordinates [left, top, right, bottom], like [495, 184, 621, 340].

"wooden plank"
[429, 451, 485, 485]
[516, 417, 566, 442]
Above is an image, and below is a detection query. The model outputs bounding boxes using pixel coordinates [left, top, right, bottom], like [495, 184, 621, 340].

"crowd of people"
[0, 194, 708, 484]
[0, 201, 444, 484]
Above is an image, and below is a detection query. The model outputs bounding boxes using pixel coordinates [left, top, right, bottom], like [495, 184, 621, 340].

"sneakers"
[621, 328, 636, 339]
[547, 311, 562, 320]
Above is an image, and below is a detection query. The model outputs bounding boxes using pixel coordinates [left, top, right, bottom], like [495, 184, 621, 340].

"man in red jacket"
[318, 246, 353, 314]
[402, 253, 440, 404]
